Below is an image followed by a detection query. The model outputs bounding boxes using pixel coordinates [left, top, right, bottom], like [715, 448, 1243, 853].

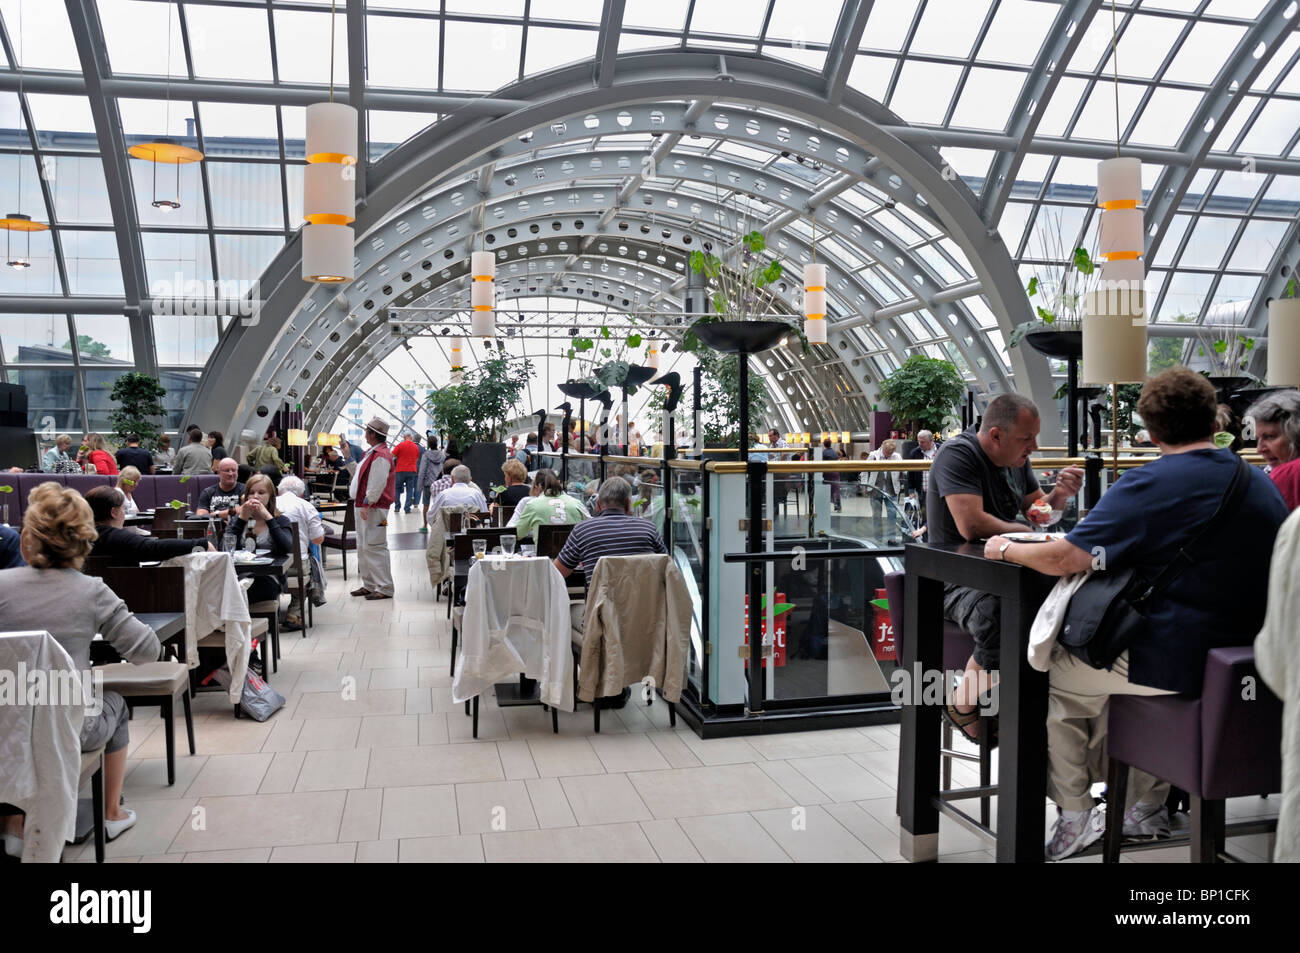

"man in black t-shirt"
[196, 457, 244, 519]
[114, 434, 155, 474]
[925, 394, 1083, 737]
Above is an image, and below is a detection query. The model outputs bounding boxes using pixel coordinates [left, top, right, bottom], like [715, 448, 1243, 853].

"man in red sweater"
[392, 432, 421, 513]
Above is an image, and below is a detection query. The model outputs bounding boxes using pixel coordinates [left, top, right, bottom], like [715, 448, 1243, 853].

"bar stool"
[1103, 646, 1282, 862]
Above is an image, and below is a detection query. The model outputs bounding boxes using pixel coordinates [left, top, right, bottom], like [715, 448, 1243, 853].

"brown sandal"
[943, 701, 997, 748]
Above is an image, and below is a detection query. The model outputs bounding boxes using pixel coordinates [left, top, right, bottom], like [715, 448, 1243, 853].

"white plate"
[236, 556, 273, 566]
[1002, 532, 1066, 543]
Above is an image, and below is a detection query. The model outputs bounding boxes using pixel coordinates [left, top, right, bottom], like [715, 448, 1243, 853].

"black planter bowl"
[1205, 375, 1257, 404]
[692, 319, 791, 355]
[622, 364, 657, 390]
[1022, 327, 1083, 360]
[1226, 384, 1288, 416]
[558, 380, 604, 400]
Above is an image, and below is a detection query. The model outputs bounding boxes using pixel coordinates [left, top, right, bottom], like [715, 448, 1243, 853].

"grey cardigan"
[0, 566, 162, 671]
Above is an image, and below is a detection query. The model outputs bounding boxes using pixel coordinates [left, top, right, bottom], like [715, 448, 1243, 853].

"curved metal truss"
[184, 51, 1057, 444]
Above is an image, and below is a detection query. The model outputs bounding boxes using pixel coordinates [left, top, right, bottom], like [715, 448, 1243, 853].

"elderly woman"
[507, 469, 587, 542]
[42, 433, 75, 472]
[116, 466, 143, 517]
[1247, 389, 1300, 510]
[152, 433, 175, 470]
[0, 483, 163, 853]
[223, 474, 293, 605]
[983, 369, 1288, 860]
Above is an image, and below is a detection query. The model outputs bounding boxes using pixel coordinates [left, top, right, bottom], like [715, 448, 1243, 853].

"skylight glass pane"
[117, 97, 196, 142]
[860, 0, 919, 52]
[26, 94, 97, 142]
[215, 234, 286, 285]
[207, 162, 285, 229]
[530, 0, 604, 21]
[442, 20, 522, 91]
[73, 315, 132, 364]
[445, 1, 522, 13]
[889, 61, 962, 125]
[1, 316, 73, 363]
[0, 0, 80, 70]
[186, 6, 273, 82]
[1098, 14, 1185, 80]
[0, 150, 44, 221]
[1064, 14, 1116, 75]
[1251, 31, 1300, 90]
[949, 68, 1025, 132]
[129, 154, 207, 228]
[766, 45, 827, 72]
[525, 26, 599, 76]
[1213, 167, 1266, 202]
[1126, 86, 1201, 147]
[622, 0, 690, 31]
[1211, 94, 1259, 151]
[1224, 219, 1288, 271]
[618, 32, 677, 53]
[0, 227, 56, 293]
[1151, 214, 1191, 267]
[1157, 271, 1212, 321]
[1237, 99, 1300, 156]
[98, 0, 187, 77]
[847, 54, 895, 101]
[366, 14, 439, 89]
[997, 201, 1032, 254]
[939, 146, 994, 182]
[1180, 216, 1237, 269]
[274, 9, 351, 85]
[765, 0, 840, 46]
[1204, 0, 1267, 15]
[1070, 80, 1144, 142]
[1162, 22, 1247, 85]
[198, 102, 280, 158]
[1023, 205, 1087, 261]
[909, 0, 991, 58]
[62, 229, 125, 295]
[152, 314, 219, 366]
[48, 155, 113, 225]
[975, 0, 1058, 66]
[689, 1, 765, 38]
[1035, 77, 1088, 137]
[143, 230, 213, 287]
[368, 111, 437, 152]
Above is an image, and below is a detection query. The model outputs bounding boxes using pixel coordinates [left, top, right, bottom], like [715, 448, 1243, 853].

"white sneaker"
[1046, 806, 1104, 861]
[2, 832, 22, 858]
[105, 808, 137, 842]
[1122, 802, 1171, 839]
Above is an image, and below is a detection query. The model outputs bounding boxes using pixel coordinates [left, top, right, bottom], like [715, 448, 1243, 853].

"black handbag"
[1059, 455, 1251, 669]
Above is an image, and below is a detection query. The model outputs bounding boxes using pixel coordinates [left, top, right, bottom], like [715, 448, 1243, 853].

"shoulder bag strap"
[1138, 456, 1252, 603]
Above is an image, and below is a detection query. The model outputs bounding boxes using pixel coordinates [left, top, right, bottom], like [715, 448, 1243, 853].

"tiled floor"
[72, 511, 1279, 863]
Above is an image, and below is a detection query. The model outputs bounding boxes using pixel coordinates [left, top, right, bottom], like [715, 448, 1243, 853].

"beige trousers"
[355, 505, 394, 597]
[1047, 649, 1176, 812]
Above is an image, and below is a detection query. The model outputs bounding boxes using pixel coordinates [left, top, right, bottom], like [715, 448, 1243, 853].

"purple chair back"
[883, 570, 975, 672]
[9, 473, 222, 525]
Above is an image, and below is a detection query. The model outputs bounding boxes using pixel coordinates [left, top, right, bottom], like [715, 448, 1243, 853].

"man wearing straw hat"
[349, 417, 397, 600]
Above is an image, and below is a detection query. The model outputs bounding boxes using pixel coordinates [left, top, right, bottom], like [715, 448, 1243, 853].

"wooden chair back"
[536, 523, 575, 560]
[102, 565, 186, 613]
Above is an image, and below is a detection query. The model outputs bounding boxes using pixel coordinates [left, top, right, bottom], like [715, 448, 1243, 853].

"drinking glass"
[472, 538, 487, 560]
[501, 535, 516, 557]
[520, 544, 535, 558]
[223, 537, 236, 555]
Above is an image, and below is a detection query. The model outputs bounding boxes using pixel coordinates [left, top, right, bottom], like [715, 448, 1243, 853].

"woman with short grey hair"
[1248, 390, 1300, 510]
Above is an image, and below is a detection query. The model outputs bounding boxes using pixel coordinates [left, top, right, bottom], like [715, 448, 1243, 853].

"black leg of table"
[898, 570, 942, 862]
[996, 595, 1049, 862]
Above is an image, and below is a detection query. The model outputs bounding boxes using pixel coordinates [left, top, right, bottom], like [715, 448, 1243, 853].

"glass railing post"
[746, 459, 767, 715]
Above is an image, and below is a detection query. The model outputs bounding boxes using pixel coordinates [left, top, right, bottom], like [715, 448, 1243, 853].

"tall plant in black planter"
[427, 355, 532, 495]
[878, 356, 966, 437]
[108, 372, 167, 449]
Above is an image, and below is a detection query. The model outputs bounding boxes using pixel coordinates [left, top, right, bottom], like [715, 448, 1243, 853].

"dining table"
[897, 541, 1055, 863]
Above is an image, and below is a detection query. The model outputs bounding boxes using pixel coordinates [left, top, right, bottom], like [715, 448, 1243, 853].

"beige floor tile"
[496, 740, 539, 779]
[821, 802, 894, 861]
[675, 734, 763, 766]
[288, 670, 353, 694]
[184, 752, 274, 798]
[183, 847, 272, 862]
[367, 667, 421, 690]
[399, 834, 485, 862]
[788, 754, 894, 802]
[629, 763, 796, 819]
[646, 731, 704, 768]
[364, 650, 409, 669]
[855, 796, 992, 857]
[357, 714, 420, 748]
[339, 787, 383, 842]
[640, 819, 703, 862]
[419, 713, 450, 745]
[449, 705, 510, 742]
[125, 755, 208, 799]
[677, 813, 790, 863]
[294, 717, 362, 751]
[405, 687, 433, 715]
[589, 734, 671, 773]
[170, 790, 347, 852]
[751, 805, 881, 862]
[259, 751, 305, 794]
[145, 718, 274, 757]
[456, 780, 539, 834]
[756, 760, 833, 806]
[295, 748, 371, 792]
[527, 737, 606, 777]
[138, 854, 186, 863]
[367, 744, 503, 787]
[356, 840, 398, 863]
[378, 784, 460, 839]
[482, 822, 658, 863]
[294, 689, 407, 719]
[260, 717, 304, 753]
[524, 777, 577, 828]
[561, 773, 653, 826]
[103, 798, 198, 857]
[270, 842, 358, 862]
[746, 727, 883, 761]
[845, 748, 902, 788]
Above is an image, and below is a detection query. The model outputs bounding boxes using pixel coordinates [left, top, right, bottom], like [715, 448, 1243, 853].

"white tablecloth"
[451, 556, 574, 711]
[162, 551, 252, 704]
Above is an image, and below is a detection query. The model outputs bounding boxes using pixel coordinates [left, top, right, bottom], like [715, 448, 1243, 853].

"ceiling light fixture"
[3, 0, 50, 267]
[302, 0, 356, 283]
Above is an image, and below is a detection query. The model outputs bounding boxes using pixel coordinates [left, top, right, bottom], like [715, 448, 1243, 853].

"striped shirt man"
[555, 508, 666, 575]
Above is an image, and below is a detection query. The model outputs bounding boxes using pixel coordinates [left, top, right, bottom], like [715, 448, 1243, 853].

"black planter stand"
[692, 319, 789, 718]
[1023, 328, 1083, 457]
[461, 442, 505, 500]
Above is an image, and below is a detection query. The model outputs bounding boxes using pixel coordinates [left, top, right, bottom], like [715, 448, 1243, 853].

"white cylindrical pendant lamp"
[306, 102, 358, 165]
[301, 223, 354, 283]
[804, 288, 826, 318]
[1099, 208, 1144, 260]
[1097, 157, 1142, 208]
[471, 280, 494, 311]
[803, 262, 826, 290]
[647, 344, 659, 369]
[1082, 288, 1147, 385]
[304, 162, 356, 224]
[1099, 258, 1145, 285]
[1267, 298, 1300, 387]
[471, 310, 495, 337]
[450, 335, 464, 371]
[471, 251, 496, 281]
[805, 316, 827, 344]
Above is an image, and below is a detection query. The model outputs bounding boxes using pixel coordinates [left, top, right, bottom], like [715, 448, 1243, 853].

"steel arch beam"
[1142, 2, 1300, 267]
[186, 52, 1057, 443]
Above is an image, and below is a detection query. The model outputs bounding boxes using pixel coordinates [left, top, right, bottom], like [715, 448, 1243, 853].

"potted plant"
[107, 372, 167, 449]
[427, 354, 533, 495]
[685, 230, 795, 353]
[878, 356, 967, 437]
[1009, 245, 1099, 359]
[1195, 325, 1259, 402]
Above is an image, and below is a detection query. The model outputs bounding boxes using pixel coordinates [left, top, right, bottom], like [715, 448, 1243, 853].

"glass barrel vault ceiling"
[0, 0, 1296, 435]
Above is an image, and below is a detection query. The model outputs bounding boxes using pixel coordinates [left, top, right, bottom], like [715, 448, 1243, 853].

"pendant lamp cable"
[329, 0, 336, 103]
[16, 0, 23, 204]
[1111, 0, 1121, 158]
